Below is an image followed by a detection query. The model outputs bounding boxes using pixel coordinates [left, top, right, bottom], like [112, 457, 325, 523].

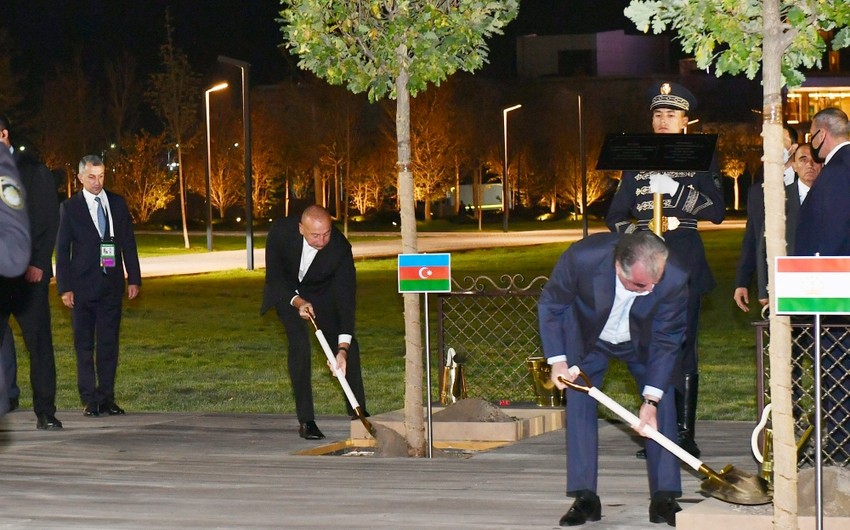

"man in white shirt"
[539, 231, 689, 526]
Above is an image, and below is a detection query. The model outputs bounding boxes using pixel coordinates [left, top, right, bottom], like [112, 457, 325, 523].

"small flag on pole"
[398, 253, 451, 293]
[774, 256, 850, 315]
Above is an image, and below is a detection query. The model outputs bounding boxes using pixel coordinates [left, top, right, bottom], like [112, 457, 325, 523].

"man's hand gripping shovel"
[307, 315, 377, 438]
[558, 366, 772, 505]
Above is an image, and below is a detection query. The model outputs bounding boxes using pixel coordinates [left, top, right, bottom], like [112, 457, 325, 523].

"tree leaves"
[279, 0, 519, 102]
[625, 0, 850, 88]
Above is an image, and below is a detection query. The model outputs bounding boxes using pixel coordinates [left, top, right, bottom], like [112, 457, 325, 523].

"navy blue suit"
[539, 233, 688, 497]
[795, 144, 850, 257]
[261, 215, 365, 422]
[794, 143, 850, 460]
[55, 190, 140, 408]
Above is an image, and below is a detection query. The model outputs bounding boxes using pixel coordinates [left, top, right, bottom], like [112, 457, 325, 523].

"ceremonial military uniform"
[605, 82, 725, 458]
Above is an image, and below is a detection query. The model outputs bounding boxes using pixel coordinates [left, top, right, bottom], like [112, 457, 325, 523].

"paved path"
[139, 221, 745, 278]
[0, 410, 762, 529]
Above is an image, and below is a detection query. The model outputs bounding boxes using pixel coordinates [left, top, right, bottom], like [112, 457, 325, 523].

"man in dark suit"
[0, 145, 30, 419]
[261, 205, 367, 440]
[795, 107, 850, 463]
[734, 143, 820, 311]
[606, 81, 724, 459]
[55, 154, 141, 417]
[0, 115, 63, 429]
[539, 231, 688, 527]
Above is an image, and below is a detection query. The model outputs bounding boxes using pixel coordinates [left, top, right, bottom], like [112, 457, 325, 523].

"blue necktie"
[95, 197, 106, 239]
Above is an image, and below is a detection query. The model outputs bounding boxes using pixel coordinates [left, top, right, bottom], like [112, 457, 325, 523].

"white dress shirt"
[81, 189, 113, 237]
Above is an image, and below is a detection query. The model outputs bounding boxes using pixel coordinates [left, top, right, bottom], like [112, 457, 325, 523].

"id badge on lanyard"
[100, 239, 116, 268]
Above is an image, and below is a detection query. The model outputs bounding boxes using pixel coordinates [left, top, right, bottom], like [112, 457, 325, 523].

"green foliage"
[279, 0, 519, 102]
[625, 0, 850, 88]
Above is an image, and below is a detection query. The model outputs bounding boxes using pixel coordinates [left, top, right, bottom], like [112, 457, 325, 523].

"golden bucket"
[526, 356, 564, 407]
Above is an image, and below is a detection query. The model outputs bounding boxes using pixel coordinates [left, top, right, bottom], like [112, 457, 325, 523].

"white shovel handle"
[563, 365, 703, 471]
[314, 327, 362, 411]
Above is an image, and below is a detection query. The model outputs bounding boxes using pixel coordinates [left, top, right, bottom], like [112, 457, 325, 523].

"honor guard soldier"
[605, 81, 725, 458]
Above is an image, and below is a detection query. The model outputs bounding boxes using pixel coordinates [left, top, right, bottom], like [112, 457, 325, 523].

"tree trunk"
[763, 0, 797, 527]
[313, 165, 323, 207]
[733, 176, 740, 211]
[396, 51, 425, 457]
[424, 196, 432, 221]
[177, 146, 190, 249]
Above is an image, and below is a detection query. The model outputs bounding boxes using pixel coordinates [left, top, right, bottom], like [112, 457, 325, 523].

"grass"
[10, 227, 764, 421]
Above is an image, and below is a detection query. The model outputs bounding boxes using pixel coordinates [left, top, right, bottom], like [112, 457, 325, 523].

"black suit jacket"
[55, 190, 141, 301]
[795, 144, 850, 256]
[538, 233, 689, 392]
[260, 216, 356, 336]
[15, 151, 59, 278]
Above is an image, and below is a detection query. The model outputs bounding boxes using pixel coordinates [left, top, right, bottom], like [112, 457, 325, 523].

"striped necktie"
[95, 196, 107, 239]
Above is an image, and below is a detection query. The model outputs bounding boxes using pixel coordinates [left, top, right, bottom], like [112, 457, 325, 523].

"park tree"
[280, 0, 519, 455]
[146, 11, 202, 249]
[104, 52, 143, 150]
[625, 0, 850, 524]
[110, 132, 173, 224]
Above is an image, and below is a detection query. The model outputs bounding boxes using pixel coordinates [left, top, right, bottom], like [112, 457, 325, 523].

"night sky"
[1, 0, 633, 90]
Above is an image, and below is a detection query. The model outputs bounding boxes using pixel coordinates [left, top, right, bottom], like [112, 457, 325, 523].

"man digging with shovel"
[539, 231, 687, 526]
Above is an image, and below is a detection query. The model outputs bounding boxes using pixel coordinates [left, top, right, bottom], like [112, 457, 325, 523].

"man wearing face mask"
[606, 81, 725, 459]
[796, 108, 850, 256]
[795, 107, 850, 463]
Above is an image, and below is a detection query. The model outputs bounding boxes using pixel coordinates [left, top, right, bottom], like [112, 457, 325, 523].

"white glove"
[649, 173, 679, 196]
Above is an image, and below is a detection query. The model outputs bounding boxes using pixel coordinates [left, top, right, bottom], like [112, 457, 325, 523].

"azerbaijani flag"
[398, 253, 451, 293]
[774, 256, 850, 315]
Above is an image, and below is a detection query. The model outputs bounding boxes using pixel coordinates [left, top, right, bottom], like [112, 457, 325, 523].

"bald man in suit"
[261, 205, 367, 440]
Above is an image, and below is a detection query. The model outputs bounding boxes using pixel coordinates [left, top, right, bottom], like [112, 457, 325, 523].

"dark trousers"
[275, 302, 366, 423]
[0, 279, 58, 415]
[71, 282, 123, 407]
[0, 323, 18, 400]
[566, 339, 681, 497]
[680, 293, 701, 377]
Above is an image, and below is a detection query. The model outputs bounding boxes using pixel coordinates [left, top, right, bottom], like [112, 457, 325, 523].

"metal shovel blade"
[559, 370, 772, 505]
[308, 316, 377, 438]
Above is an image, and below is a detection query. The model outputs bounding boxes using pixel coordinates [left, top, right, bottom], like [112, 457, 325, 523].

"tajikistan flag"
[774, 256, 850, 315]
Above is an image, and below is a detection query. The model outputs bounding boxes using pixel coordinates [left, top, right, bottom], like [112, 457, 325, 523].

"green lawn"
[11, 228, 764, 421]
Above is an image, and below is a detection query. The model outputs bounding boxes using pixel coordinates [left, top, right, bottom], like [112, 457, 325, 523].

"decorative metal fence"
[436, 274, 548, 404]
[755, 320, 850, 467]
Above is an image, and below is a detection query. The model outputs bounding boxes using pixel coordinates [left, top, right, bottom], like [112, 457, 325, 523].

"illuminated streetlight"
[502, 104, 522, 232]
[205, 81, 229, 252]
[218, 55, 254, 270]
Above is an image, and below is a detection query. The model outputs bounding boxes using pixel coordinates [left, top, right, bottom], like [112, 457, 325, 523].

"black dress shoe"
[83, 404, 100, 417]
[636, 447, 647, 459]
[102, 402, 126, 415]
[649, 494, 681, 526]
[559, 492, 601, 526]
[9, 397, 19, 411]
[36, 413, 63, 430]
[299, 421, 325, 440]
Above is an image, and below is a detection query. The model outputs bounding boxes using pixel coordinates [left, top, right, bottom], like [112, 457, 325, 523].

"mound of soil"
[432, 397, 514, 423]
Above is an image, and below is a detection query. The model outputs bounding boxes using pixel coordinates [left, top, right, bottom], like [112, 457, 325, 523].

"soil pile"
[432, 397, 514, 423]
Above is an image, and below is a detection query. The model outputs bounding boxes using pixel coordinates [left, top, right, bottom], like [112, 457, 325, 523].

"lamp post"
[218, 55, 254, 270]
[204, 82, 229, 252]
[502, 104, 522, 232]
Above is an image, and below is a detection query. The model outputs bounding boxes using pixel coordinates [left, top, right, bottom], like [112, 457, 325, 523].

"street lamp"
[205, 82, 229, 252]
[502, 104, 522, 232]
[218, 55, 254, 270]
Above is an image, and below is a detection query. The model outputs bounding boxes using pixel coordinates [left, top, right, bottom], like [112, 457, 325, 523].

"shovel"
[307, 315, 377, 438]
[559, 368, 772, 505]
